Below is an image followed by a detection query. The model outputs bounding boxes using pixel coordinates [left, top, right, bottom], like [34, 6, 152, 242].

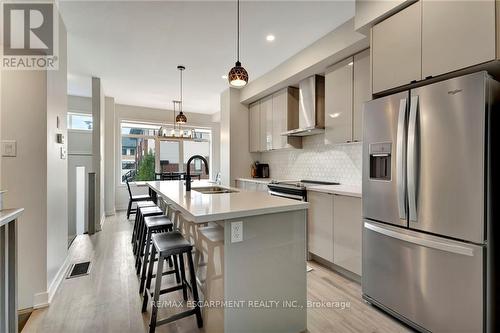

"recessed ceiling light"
[266, 34, 275, 42]
[222, 75, 228, 79]
[347, 61, 354, 66]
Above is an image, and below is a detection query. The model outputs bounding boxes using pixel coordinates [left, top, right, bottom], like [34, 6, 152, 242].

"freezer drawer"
[362, 220, 484, 333]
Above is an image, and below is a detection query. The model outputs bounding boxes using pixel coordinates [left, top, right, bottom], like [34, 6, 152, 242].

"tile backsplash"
[259, 134, 362, 186]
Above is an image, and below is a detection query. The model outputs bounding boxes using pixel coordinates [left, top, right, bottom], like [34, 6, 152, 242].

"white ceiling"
[60, 1, 354, 114]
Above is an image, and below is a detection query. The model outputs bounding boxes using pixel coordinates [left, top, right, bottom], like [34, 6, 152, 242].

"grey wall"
[220, 88, 256, 186]
[1, 14, 68, 310]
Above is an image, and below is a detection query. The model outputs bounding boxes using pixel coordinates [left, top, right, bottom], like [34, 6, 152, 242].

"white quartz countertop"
[0, 208, 24, 227]
[147, 180, 308, 223]
[307, 184, 362, 198]
[236, 178, 273, 184]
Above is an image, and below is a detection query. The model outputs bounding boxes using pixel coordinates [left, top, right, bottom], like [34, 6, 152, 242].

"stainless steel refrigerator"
[362, 71, 500, 333]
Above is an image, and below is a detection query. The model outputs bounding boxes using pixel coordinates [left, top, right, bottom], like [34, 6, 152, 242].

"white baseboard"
[47, 253, 72, 305]
[115, 206, 127, 211]
[105, 210, 116, 216]
[96, 213, 105, 232]
[33, 292, 49, 309]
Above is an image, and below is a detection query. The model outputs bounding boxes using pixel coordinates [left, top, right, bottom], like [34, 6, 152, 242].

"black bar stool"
[131, 201, 157, 244]
[142, 231, 203, 332]
[125, 177, 152, 219]
[133, 206, 163, 256]
[138, 215, 175, 293]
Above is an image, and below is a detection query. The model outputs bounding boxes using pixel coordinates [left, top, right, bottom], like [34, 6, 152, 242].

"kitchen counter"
[0, 208, 24, 227]
[147, 180, 307, 223]
[0, 207, 23, 333]
[307, 184, 362, 198]
[147, 180, 307, 333]
[235, 177, 272, 184]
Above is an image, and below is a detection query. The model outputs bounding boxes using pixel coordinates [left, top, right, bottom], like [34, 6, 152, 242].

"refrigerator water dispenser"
[369, 142, 392, 180]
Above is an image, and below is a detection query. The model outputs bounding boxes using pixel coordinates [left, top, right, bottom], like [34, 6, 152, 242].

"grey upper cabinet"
[371, 1, 422, 94]
[372, 0, 498, 94]
[325, 49, 370, 145]
[260, 95, 273, 152]
[325, 57, 353, 145]
[421, 0, 495, 78]
[249, 102, 261, 153]
[353, 49, 371, 142]
[272, 88, 302, 150]
[248, 87, 302, 152]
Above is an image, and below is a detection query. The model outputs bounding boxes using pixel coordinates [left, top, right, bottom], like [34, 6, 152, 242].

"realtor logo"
[2, 2, 58, 70]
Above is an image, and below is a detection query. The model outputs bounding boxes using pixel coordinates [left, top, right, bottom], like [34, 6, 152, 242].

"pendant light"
[175, 65, 187, 124]
[228, 0, 248, 87]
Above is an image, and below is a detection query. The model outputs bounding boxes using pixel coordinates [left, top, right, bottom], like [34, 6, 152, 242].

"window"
[121, 122, 159, 182]
[68, 112, 93, 130]
[120, 121, 211, 183]
[183, 131, 211, 179]
[159, 141, 180, 174]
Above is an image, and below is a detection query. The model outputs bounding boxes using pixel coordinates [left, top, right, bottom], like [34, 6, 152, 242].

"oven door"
[268, 190, 306, 201]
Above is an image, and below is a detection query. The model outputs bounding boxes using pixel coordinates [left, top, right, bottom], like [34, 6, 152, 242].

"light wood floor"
[22, 212, 411, 333]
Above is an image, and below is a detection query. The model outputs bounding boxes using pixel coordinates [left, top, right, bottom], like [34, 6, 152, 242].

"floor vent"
[66, 261, 92, 279]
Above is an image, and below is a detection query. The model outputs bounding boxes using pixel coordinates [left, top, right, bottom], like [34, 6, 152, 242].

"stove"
[267, 180, 340, 201]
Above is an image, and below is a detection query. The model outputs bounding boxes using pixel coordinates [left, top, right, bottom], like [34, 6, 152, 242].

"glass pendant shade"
[176, 111, 187, 124]
[228, 61, 248, 87]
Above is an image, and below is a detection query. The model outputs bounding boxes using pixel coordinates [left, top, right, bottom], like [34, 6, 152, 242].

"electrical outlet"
[231, 221, 243, 243]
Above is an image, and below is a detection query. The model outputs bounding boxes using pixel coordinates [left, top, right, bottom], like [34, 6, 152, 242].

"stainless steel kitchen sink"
[192, 186, 239, 194]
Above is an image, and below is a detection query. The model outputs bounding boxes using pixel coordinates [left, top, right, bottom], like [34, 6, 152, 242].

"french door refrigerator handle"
[396, 98, 407, 220]
[408, 95, 419, 222]
[364, 222, 475, 256]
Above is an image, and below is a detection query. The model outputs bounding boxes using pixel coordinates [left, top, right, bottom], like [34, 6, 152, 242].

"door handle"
[396, 98, 407, 220]
[407, 95, 419, 222]
[364, 222, 475, 256]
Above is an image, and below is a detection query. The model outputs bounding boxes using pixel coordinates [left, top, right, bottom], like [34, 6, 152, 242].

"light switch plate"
[231, 221, 243, 243]
[56, 133, 65, 144]
[1, 140, 16, 157]
[60, 146, 66, 159]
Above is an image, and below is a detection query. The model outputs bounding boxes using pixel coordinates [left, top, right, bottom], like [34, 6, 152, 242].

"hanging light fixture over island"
[228, 0, 248, 87]
[175, 65, 188, 124]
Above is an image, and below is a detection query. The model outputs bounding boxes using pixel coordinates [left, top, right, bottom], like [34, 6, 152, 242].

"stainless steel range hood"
[282, 75, 325, 137]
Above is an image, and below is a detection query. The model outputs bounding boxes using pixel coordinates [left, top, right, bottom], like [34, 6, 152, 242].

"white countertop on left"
[0, 208, 24, 227]
[147, 180, 308, 223]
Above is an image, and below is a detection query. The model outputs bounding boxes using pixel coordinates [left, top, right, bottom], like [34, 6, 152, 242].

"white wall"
[46, 18, 68, 291]
[354, 0, 410, 33]
[67, 96, 93, 240]
[68, 95, 92, 113]
[114, 103, 220, 210]
[239, 18, 368, 104]
[1, 13, 68, 310]
[220, 88, 256, 186]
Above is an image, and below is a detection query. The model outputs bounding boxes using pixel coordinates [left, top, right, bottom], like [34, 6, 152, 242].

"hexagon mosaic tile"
[260, 134, 362, 186]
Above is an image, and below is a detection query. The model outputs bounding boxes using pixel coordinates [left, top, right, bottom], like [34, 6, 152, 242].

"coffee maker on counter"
[251, 162, 269, 178]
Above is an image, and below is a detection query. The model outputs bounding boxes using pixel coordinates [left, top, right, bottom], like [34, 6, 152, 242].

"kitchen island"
[147, 180, 308, 333]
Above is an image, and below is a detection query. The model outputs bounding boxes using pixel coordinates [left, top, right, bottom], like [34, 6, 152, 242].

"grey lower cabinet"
[333, 194, 362, 276]
[307, 191, 334, 262]
[307, 191, 362, 276]
[235, 179, 269, 192]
